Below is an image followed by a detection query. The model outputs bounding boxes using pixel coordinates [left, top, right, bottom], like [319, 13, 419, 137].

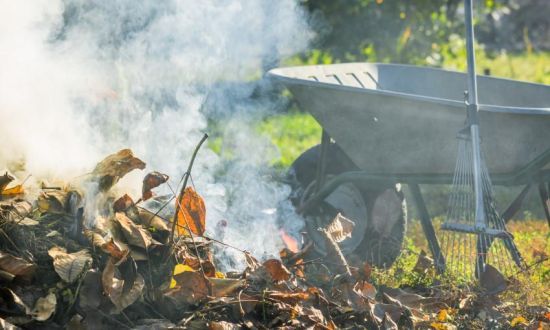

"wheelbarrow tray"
[268, 63, 550, 175]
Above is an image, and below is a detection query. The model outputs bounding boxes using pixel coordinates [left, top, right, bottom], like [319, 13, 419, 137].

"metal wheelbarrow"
[268, 63, 550, 270]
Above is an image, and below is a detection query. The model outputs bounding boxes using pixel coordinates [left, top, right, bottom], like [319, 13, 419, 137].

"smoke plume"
[0, 0, 311, 269]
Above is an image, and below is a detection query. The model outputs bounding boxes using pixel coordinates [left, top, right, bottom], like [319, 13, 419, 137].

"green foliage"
[257, 110, 322, 168]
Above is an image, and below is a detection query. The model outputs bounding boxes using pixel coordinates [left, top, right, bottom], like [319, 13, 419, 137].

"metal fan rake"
[439, 0, 525, 279]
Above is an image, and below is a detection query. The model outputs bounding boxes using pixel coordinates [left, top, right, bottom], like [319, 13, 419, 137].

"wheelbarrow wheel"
[288, 143, 407, 268]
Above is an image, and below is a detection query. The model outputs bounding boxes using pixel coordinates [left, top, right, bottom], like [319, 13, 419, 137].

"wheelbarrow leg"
[314, 130, 331, 193]
[538, 182, 550, 229]
[409, 183, 445, 273]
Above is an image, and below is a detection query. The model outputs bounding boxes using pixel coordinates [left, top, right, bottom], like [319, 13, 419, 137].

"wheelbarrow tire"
[289, 143, 407, 268]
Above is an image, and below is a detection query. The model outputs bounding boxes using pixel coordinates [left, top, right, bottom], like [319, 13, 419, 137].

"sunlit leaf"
[175, 187, 206, 236]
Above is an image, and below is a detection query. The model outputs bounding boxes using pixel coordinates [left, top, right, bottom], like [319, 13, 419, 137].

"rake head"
[440, 134, 525, 279]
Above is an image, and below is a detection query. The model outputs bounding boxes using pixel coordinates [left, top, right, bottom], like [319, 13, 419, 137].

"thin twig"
[169, 133, 208, 244]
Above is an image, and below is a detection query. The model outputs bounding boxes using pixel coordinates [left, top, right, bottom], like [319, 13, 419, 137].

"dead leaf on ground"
[137, 207, 169, 232]
[142, 171, 169, 201]
[91, 149, 146, 191]
[261, 259, 291, 282]
[324, 213, 355, 243]
[480, 264, 508, 295]
[355, 281, 377, 300]
[209, 321, 240, 330]
[0, 287, 29, 316]
[0, 200, 32, 222]
[110, 273, 145, 312]
[413, 250, 434, 274]
[268, 291, 310, 305]
[79, 270, 103, 310]
[0, 173, 14, 193]
[0, 317, 19, 330]
[38, 190, 68, 214]
[169, 270, 210, 304]
[115, 212, 153, 250]
[113, 194, 134, 212]
[208, 278, 246, 297]
[32, 292, 56, 321]
[0, 252, 36, 280]
[48, 247, 92, 283]
[175, 187, 206, 236]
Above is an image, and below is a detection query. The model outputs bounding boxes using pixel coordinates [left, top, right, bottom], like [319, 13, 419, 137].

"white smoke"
[0, 0, 311, 269]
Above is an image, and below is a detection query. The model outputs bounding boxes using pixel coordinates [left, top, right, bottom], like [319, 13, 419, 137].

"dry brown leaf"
[32, 292, 56, 321]
[0, 317, 19, 330]
[355, 281, 377, 300]
[0, 287, 29, 316]
[48, 247, 92, 283]
[209, 321, 240, 330]
[113, 194, 134, 212]
[142, 171, 169, 201]
[262, 259, 291, 282]
[176, 187, 206, 236]
[0, 172, 14, 193]
[324, 213, 355, 243]
[382, 287, 431, 309]
[102, 257, 116, 296]
[268, 291, 310, 305]
[208, 278, 246, 297]
[101, 238, 129, 261]
[92, 149, 146, 191]
[0, 252, 36, 280]
[480, 264, 508, 295]
[115, 212, 153, 249]
[371, 303, 405, 325]
[170, 271, 210, 304]
[137, 207, 169, 232]
[0, 199, 32, 222]
[109, 273, 145, 312]
[37, 190, 68, 214]
[413, 250, 434, 274]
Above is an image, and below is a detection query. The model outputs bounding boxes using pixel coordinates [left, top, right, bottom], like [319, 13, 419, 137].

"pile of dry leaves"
[0, 147, 549, 329]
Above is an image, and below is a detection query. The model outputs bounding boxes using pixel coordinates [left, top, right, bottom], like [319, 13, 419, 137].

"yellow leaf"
[510, 315, 528, 327]
[430, 322, 449, 330]
[215, 271, 225, 279]
[1, 184, 24, 196]
[437, 309, 449, 322]
[170, 264, 194, 288]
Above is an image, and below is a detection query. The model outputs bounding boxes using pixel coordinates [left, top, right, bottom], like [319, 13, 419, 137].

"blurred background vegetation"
[259, 0, 550, 218]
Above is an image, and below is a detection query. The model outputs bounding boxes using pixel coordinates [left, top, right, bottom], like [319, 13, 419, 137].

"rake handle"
[464, 0, 486, 230]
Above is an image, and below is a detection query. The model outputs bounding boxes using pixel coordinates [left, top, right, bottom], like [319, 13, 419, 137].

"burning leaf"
[113, 194, 134, 212]
[115, 212, 153, 249]
[324, 213, 355, 243]
[32, 292, 56, 321]
[0, 173, 14, 193]
[480, 264, 508, 295]
[0, 251, 36, 280]
[175, 187, 206, 236]
[280, 230, 299, 253]
[262, 259, 291, 282]
[142, 171, 169, 201]
[91, 149, 146, 191]
[38, 190, 68, 214]
[1, 185, 24, 196]
[48, 247, 92, 283]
